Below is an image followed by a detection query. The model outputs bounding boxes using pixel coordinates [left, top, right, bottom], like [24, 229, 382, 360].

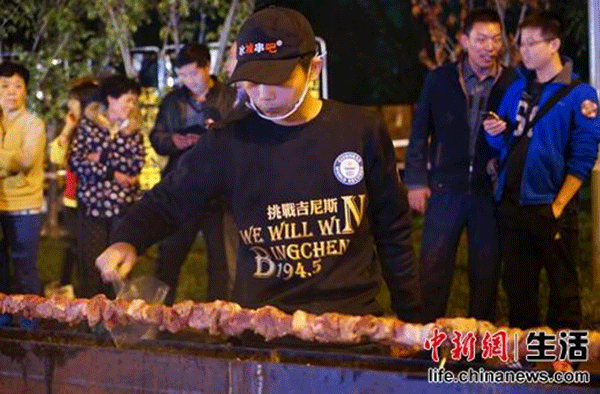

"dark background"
[134, 0, 590, 106]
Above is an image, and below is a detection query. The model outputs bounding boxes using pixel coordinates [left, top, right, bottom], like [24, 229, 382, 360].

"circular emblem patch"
[581, 99, 598, 119]
[333, 152, 364, 185]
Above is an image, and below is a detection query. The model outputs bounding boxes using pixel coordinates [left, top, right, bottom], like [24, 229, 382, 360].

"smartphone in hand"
[483, 111, 501, 121]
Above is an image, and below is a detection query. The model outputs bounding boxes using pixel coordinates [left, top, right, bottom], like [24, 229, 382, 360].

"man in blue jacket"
[484, 12, 599, 330]
[405, 9, 516, 323]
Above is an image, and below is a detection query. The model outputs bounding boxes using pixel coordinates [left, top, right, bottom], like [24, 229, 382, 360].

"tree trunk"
[107, 5, 137, 78]
[170, 1, 180, 50]
[198, 11, 207, 43]
[493, 0, 511, 65]
[118, 38, 137, 79]
[213, 0, 239, 74]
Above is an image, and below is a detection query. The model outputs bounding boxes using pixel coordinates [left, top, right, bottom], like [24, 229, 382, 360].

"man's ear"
[309, 56, 323, 81]
[459, 33, 469, 50]
[549, 37, 561, 53]
[106, 95, 116, 108]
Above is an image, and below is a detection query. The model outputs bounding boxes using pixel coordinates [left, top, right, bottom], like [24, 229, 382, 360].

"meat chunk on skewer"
[188, 300, 225, 335]
[254, 305, 292, 341]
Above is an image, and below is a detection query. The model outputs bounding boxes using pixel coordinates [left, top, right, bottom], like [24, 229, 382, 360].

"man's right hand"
[95, 242, 138, 283]
[172, 134, 193, 150]
[408, 186, 431, 214]
[483, 118, 507, 136]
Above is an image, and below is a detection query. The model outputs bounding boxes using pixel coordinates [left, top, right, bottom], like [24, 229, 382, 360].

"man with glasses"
[405, 9, 516, 323]
[483, 11, 599, 331]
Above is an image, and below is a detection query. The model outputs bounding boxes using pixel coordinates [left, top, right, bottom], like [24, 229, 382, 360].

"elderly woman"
[70, 75, 144, 298]
[0, 62, 46, 327]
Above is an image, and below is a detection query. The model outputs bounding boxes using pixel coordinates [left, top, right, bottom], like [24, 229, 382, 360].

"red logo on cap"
[239, 40, 283, 57]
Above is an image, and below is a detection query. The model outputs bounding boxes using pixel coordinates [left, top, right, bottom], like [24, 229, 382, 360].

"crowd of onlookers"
[0, 41, 243, 329]
[0, 62, 148, 327]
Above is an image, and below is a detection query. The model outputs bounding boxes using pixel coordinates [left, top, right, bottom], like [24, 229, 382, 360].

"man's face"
[176, 62, 211, 96]
[241, 63, 311, 118]
[461, 22, 502, 71]
[107, 91, 138, 122]
[519, 27, 558, 71]
[0, 74, 27, 113]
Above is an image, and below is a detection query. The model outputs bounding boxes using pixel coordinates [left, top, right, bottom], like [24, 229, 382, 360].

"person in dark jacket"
[405, 8, 517, 323]
[484, 12, 600, 330]
[149, 43, 239, 305]
[96, 7, 422, 322]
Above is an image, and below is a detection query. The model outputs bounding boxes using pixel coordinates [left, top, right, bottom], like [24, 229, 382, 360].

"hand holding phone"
[482, 112, 506, 136]
[484, 111, 501, 121]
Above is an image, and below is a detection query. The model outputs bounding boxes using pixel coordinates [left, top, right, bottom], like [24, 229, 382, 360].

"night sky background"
[133, 0, 589, 106]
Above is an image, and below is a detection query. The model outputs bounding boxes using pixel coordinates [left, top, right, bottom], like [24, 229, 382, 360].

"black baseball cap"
[228, 6, 316, 85]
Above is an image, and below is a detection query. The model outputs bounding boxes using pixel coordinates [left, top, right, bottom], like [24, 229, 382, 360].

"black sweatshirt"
[111, 100, 421, 320]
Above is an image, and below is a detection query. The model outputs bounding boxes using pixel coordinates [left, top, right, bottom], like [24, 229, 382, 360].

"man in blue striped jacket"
[484, 11, 600, 330]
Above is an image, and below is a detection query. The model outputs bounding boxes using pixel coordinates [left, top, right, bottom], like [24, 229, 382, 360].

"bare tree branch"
[36, 32, 73, 85]
[214, 0, 239, 73]
[170, 1, 181, 50]
[106, 2, 136, 78]
[513, 3, 528, 46]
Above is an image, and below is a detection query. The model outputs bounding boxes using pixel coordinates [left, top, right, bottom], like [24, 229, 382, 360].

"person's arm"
[98, 129, 226, 281]
[149, 95, 181, 155]
[484, 86, 516, 152]
[483, 117, 510, 152]
[0, 116, 45, 173]
[552, 175, 583, 218]
[69, 122, 109, 180]
[404, 72, 435, 213]
[112, 132, 146, 186]
[553, 88, 600, 217]
[56, 110, 79, 147]
[115, 132, 146, 176]
[365, 114, 422, 322]
[564, 87, 600, 194]
[404, 72, 434, 189]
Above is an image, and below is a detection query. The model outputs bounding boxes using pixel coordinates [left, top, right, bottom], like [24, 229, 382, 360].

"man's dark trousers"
[498, 199, 581, 330]
[419, 191, 500, 323]
[155, 204, 231, 305]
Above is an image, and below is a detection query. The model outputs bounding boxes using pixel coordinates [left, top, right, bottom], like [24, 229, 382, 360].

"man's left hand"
[551, 201, 564, 219]
[185, 133, 200, 145]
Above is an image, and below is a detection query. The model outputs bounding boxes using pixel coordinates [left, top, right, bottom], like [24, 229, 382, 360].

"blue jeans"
[419, 191, 500, 323]
[0, 213, 43, 296]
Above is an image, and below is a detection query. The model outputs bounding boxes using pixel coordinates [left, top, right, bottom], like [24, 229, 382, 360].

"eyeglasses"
[518, 38, 553, 49]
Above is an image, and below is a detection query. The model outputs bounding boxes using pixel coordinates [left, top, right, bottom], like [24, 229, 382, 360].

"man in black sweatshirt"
[96, 6, 421, 321]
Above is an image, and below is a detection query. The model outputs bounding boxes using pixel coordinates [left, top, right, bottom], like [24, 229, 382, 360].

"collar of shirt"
[1, 107, 26, 127]
[462, 59, 499, 93]
[185, 77, 221, 110]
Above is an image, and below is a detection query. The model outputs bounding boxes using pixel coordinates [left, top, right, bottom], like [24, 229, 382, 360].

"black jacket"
[149, 78, 238, 175]
[404, 62, 517, 193]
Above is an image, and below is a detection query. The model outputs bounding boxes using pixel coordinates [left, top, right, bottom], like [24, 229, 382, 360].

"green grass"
[35, 202, 600, 329]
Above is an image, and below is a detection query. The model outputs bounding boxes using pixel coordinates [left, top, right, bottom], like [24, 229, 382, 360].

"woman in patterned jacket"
[70, 75, 144, 298]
